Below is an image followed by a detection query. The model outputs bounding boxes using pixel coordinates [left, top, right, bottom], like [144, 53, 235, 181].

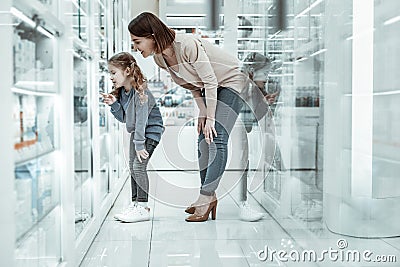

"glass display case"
[11, 5, 61, 266]
[73, 48, 93, 238]
[1, 0, 133, 265]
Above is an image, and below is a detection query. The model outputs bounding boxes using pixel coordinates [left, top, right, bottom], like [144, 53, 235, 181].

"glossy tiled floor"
[80, 171, 400, 267]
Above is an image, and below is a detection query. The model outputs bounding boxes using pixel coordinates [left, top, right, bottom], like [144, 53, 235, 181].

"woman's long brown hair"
[108, 52, 148, 103]
[128, 12, 175, 54]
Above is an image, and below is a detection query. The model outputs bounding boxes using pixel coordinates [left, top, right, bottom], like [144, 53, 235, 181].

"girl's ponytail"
[129, 61, 148, 104]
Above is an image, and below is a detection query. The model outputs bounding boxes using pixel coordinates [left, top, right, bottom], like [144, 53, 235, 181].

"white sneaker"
[114, 202, 138, 221]
[119, 205, 151, 223]
[239, 202, 264, 222]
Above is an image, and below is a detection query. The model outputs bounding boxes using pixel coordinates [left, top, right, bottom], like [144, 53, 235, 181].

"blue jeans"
[198, 87, 243, 196]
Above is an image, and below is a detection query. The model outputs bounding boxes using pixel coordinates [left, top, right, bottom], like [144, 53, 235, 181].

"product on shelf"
[295, 86, 320, 107]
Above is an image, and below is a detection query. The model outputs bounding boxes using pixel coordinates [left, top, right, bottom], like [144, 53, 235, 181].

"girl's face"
[108, 64, 130, 89]
[130, 34, 156, 58]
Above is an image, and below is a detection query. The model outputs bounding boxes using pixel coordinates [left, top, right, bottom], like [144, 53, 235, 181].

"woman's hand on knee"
[136, 149, 149, 163]
[204, 118, 217, 144]
[197, 116, 206, 135]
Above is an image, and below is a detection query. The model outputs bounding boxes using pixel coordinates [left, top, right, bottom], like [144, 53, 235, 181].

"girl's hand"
[101, 93, 117, 105]
[265, 91, 279, 105]
[136, 149, 149, 163]
[203, 118, 217, 144]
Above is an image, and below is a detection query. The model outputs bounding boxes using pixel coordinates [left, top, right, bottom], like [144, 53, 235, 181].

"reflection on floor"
[80, 171, 400, 267]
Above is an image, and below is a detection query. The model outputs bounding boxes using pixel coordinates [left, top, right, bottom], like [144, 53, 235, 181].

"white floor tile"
[151, 171, 202, 208]
[80, 240, 150, 267]
[81, 171, 400, 267]
[277, 218, 341, 240]
[152, 192, 242, 221]
[149, 240, 250, 267]
[383, 237, 400, 251]
[151, 220, 288, 241]
[94, 220, 152, 241]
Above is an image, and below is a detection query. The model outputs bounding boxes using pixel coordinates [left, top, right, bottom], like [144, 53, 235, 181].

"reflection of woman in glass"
[128, 12, 249, 222]
[102, 52, 164, 223]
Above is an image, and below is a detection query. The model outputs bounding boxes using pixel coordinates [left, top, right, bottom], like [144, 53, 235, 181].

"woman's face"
[130, 34, 156, 58]
[108, 64, 129, 89]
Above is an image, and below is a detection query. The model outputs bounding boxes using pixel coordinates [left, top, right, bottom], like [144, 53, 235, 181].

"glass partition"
[95, 0, 110, 200]
[324, 0, 400, 237]
[245, 0, 326, 233]
[251, 0, 400, 239]
[71, 0, 89, 42]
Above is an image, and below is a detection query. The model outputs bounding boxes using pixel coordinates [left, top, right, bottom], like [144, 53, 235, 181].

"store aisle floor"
[80, 171, 400, 267]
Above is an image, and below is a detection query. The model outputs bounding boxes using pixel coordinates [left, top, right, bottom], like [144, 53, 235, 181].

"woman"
[128, 12, 249, 222]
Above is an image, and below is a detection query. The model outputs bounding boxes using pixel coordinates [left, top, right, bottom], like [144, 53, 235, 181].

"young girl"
[102, 52, 163, 223]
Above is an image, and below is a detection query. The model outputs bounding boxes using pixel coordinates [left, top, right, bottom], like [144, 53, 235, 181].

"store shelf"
[13, 0, 64, 35]
[238, 37, 268, 41]
[268, 50, 295, 53]
[166, 13, 205, 17]
[344, 89, 400, 97]
[12, 87, 57, 96]
[15, 148, 56, 167]
[204, 37, 223, 41]
[169, 25, 207, 29]
[238, 49, 265, 53]
[238, 25, 270, 29]
[238, 13, 269, 17]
